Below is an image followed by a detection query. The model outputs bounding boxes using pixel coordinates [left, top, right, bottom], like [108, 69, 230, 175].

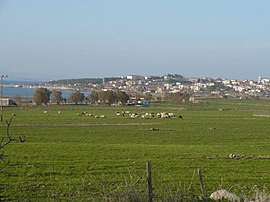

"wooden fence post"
[197, 169, 205, 198]
[146, 161, 153, 202]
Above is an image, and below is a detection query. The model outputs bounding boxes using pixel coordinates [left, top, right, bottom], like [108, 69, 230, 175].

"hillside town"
[2, 74, 270, 107]
[46, 74, 270, 100]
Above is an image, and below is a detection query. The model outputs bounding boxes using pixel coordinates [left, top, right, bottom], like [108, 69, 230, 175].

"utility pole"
[0, 75, 8, 122]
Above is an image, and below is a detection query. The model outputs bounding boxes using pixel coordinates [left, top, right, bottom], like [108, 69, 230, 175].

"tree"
[115, 90, 129, 105]
[164, 92, 190, 104]
[69, 90, 85, 105]
[97, 91, 108, 104]
[97, 90, 116, 105]
[51, 90, 63, 105]
[135, 92, 141, 100]
[34, 88, 50, 106]
[84, 97, 89, 105]
[107, 91, 115, 105]
[88, 91, 99, 104]
[143, 93, 153, 101]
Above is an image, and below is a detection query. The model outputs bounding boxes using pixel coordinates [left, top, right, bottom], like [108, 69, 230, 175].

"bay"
[3, 87, 89, 99]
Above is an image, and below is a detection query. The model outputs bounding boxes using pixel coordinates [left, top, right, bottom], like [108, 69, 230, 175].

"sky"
[0, 0, 270, 81]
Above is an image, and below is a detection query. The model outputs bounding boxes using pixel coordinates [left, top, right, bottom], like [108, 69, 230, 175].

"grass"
[1, 100, 270, 200]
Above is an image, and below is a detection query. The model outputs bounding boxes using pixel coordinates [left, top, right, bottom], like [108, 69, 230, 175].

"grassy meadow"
[1, 99, 270, 201]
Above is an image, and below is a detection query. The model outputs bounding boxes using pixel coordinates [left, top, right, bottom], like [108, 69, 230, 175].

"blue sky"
[0, 0, 270, 81]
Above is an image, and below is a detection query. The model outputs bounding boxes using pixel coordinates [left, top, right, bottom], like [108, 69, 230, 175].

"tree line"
[33, 88, 130, 106]
[33, 88, 191, 106]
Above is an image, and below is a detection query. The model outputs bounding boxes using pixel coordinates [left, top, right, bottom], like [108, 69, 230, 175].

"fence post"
[197, 169, 205, 198]
[146, 161, 153, 202]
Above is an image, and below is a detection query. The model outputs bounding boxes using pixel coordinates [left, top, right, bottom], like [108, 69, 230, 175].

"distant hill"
[5, 80, 42, 85]
[47, 77, 120, 85]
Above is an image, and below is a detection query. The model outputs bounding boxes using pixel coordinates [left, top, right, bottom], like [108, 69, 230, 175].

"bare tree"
[97, 91, 108, 104]
[69, 90, 85, 105]
[51, 90, 63, 105]
[0, 116, 26, 170]
[88, 91, 99, 104]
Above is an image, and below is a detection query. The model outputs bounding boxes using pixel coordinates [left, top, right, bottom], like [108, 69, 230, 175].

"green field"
[1, 99, 270, 201]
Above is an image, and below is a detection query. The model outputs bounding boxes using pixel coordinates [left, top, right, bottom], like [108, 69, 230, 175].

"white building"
[127, 75, 144, 80]
[233, 86, 245, 92]
[0, 98, 16, 106]
[258, 76, 270, 84]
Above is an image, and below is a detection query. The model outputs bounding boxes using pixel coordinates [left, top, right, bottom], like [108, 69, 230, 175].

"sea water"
[3, 87, 89, 99]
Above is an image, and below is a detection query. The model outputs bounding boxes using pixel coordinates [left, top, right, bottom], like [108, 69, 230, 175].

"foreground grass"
[1, 100, 270, 200]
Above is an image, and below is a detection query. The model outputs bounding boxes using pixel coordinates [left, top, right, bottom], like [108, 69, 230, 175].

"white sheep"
[210, 189, 241, 202]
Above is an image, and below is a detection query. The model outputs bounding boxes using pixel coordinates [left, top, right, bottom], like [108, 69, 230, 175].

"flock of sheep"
[116, 111, 183, 119]
[43, 110, 183, 119]
[76, 111, 106, 118]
